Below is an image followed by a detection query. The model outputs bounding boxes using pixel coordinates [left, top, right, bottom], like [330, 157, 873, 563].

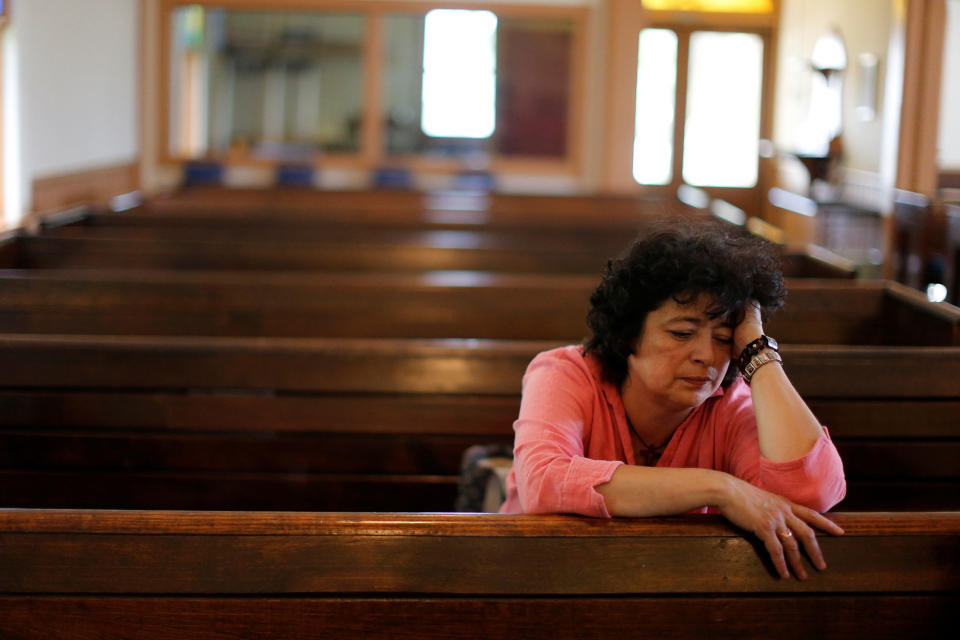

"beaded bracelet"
[741, 348, 782, 385]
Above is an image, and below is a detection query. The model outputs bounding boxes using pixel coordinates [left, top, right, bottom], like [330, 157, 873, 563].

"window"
[633, 29, 678, 185]
[383, 13, 575, 159]
[164, 3, 582, 167]
[633, 27, 765, 189]
[168, 7, 365, 159]
[682, 31, 763, 187]
[421, 9, 497, 139]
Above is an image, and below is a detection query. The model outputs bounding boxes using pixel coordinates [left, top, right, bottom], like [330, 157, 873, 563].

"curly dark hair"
[584, 218, 786, 388]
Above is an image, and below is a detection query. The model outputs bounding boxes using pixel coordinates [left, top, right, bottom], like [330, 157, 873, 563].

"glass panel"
[682, 31, 763, 188]
[169, 7, 365, 159]
[633, 29, 677, 185]
[383, 14, 573, 158]
[641, 0, 773, 12]
[495, 17, 573, 157]
[383, 14, 425, 155]
[421, 9, 497, 139]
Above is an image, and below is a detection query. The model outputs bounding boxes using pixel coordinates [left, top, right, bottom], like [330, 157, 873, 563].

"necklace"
[625, 417, 669, 467]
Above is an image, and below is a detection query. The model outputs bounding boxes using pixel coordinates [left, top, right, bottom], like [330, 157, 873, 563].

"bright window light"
[633, 29, 678, 185]
[421, 9, 498, 139]
[682, 31, 763, 187]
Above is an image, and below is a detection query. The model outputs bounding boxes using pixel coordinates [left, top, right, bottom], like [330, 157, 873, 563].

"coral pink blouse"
[500, 345, 846, 517]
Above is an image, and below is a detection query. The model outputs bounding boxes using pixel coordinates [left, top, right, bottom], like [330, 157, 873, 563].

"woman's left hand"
[718, 474, 845, 580]
[733, 299, 765, 357]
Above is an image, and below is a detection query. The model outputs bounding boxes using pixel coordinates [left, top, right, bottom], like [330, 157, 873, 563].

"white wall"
[773, 0, 896, 174]
[6, 0, 139, 223]
[939, 0, 960, 170]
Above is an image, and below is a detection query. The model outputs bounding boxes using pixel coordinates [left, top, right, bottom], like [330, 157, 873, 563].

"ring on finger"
[778, 529, 794, 540]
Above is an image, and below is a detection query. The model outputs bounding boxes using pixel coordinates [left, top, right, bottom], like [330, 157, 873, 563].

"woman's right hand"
[716, 475, 844, 580]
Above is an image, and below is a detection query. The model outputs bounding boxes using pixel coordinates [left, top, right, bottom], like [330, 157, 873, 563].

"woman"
[500, 219, 846, 580]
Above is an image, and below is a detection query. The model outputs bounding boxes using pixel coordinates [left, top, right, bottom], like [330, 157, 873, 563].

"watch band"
[742, 348, 782, 385]
[738, 335, 779, 370]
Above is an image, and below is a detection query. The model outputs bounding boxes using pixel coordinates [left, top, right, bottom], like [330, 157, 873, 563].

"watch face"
[765, 336, 779, 351]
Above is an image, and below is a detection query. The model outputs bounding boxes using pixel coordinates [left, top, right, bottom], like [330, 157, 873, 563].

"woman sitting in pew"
[500, 220, 846, 580]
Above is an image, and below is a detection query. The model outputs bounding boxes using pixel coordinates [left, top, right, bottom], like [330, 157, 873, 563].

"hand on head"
[733, 299, 765, 357]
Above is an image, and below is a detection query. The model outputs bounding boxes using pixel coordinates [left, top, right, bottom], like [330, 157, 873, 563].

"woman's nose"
[690, 334, 715, 365]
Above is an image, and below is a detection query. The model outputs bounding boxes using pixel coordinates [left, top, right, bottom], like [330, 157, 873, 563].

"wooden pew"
[1, 233, 621, 274]
[0, 510, 957, 639]
[891, 189, 933, 291]
[1, 334, 958, 511]
[47, 208, 660, 240]
[35, 203, 858, 277]
[43, 209, 644, 252]
[941, 201, 959, 304]
[144, 186, 689, 222]
[9, 229, 855, 283]
[0, 273, 952, 343]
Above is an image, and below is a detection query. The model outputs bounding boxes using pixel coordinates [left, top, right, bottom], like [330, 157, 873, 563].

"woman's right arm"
[597, 465, 844, 580]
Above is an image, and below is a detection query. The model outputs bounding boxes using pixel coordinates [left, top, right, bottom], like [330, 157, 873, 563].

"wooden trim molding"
[896, 0, 946, 195]
[29, 162, 140, 222]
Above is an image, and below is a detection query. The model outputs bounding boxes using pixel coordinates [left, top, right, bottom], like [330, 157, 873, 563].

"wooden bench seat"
[2, 231, 856, 279]
[47, 209, 652, 247]
[0, 509, 957, 639]
[1, 335, 958, 511]
[34, 204, 858, 278]
[0, 272, 951, 342]
[144, 186, 688, 221]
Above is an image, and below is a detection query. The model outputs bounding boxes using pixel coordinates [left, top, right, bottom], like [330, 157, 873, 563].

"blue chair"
[276, 164, 316, 188]
[453, 170, 495, 191]
[372, 167, 413, 190]
[183, 161, 224, 187]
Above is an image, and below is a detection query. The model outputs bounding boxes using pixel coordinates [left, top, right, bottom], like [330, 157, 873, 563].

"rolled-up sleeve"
[723, 387, 846, 512]
[511, 352, 623, 517]
[757, 428, 847, 512]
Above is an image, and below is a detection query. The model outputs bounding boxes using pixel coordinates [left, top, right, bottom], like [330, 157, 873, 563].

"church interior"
[0, 1, 958, 638]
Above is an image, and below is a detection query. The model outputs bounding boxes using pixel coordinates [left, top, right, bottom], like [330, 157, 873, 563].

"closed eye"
[669, 331, 693, 340]
[714, 335, 733, 345]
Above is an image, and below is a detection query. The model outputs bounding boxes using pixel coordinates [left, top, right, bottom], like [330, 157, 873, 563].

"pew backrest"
[0, 510, 957, 639]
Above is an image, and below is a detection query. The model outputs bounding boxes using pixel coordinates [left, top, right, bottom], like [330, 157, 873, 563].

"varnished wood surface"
[41, 205, 857, 277]
[0, 471, 459, 512]
[8, 234, 615, 274]
[1, 334, 958, 397]
[49, 212, 645, 252]
[2, 272, 947, 342]
[0, 596, 954, 640]
[0, 391, 520, 434]
[5, 233, 858, 280]
[1, 509, 956, 536]
[3, 391, 958, 438]
[0, 510, 957, 596]
[143, 186, 684, 220]
[47, 211, 857, 277]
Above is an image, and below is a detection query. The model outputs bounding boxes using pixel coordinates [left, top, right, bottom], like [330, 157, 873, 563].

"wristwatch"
[738, 335, 779, 370]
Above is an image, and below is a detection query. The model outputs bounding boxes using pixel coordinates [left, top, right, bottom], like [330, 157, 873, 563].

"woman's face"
[623, 294, 735, 413]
